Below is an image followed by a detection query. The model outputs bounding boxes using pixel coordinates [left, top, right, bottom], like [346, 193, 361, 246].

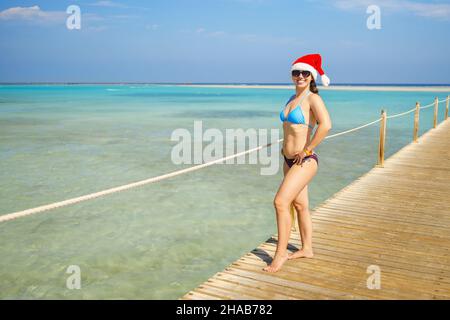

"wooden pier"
[181, 112, 450, 300]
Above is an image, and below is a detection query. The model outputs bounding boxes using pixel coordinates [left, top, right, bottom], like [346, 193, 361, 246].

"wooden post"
[433, 97, 438, 128]
[413, 102, 420, 143]
[445, 95, 449, 120]
[377, 109, 387, 167]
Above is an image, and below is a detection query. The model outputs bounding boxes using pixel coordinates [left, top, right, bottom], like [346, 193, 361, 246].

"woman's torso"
[280, 92, 317, 158]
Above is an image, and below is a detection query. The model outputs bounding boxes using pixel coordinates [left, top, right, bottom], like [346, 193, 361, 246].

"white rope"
[324, 118, 381, 139]
[1, 97, 446, 223]
[386, 107, 416, 119]
[382, 97, 448, 120]
[0, 140, 278, 223]
[420, 102, 436, 109]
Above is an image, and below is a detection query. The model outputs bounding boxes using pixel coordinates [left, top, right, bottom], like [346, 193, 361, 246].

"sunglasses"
[291, 70, 311, 78]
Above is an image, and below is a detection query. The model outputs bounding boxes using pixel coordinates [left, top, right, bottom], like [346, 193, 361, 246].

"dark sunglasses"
[291, 70, 311, 78]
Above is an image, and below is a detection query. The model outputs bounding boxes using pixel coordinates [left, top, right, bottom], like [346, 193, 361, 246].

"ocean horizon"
[1, 82, 450, 86]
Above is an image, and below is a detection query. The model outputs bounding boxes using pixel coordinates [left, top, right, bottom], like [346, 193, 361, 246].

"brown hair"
[310, 78, 319, 94]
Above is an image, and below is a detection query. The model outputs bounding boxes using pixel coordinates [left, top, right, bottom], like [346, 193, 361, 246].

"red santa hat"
[291, 53, 330, 86]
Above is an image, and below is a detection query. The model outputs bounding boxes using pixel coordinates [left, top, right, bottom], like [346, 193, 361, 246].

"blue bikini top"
[280, 91, 314, 129]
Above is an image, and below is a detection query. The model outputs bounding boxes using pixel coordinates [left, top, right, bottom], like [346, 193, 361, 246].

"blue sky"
[0, 0, 449, 83]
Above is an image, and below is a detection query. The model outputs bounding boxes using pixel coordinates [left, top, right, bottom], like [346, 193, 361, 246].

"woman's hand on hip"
[293, 151, 306, 166]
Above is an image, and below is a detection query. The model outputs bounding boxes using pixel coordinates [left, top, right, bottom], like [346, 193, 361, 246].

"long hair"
[310, 78, 319, 94]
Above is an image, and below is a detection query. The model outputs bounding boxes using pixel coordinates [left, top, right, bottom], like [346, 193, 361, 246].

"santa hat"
[291, 54, 330, 86]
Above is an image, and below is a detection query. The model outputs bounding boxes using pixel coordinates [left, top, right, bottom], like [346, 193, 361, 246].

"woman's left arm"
[305, 94, 332, 152]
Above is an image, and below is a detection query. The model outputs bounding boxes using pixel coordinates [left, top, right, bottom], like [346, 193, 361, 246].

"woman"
[263, 54, 332, 273]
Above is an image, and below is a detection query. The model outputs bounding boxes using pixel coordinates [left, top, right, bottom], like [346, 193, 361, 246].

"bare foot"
[288, 248, 314, 260]
[263, 253, 289, 273]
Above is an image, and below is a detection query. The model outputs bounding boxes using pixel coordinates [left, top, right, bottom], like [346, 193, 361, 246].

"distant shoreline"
[1, 83, 450, 92]
[177, 84, 450, 92]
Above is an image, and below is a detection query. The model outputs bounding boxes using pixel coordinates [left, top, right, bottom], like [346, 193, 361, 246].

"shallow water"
[0, 84, 446, 299]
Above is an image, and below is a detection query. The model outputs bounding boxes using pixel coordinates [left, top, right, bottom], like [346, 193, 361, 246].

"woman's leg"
[282, 162, 297, 231]
[263, 158, 318, 272]
[289, 185, 314, 259]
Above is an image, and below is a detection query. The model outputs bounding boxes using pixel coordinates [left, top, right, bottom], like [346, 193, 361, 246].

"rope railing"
[324, 118, 382, 139]
[385, 107, 417, 119]
[385, 98, 446, 119]
[376, 96, 449, 166]
[1, 95, 449, 223]
[420, 101, 436, 109]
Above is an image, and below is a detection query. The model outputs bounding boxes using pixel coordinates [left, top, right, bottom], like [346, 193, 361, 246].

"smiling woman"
[263, 53, 332, 273]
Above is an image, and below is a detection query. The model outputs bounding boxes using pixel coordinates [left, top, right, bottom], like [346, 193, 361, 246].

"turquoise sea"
[0, 84, 447, 299]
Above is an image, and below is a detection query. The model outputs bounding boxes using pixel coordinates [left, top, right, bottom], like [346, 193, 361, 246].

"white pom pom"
[321, 74, 330, 86]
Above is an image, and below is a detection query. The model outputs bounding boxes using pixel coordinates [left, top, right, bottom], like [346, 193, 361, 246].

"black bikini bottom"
[282, 149, 319, 168]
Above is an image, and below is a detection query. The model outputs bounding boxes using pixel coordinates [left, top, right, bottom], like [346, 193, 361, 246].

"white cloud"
[231, 0, 270, 4]
[192, 28, 226, 37]
[109, 14, 137, 20]
[0, 5, 107, 29]
[90, 1, 127, 8]
[87, 25, 108, 32]
[82, 13, 105, 22]
[146, 24, 159, 30]
[334, 0, 450, 19]
[89, 1, 150, 11]
[208, 31, 226, 37]
[183, 29, 298, 44]
[0, 5, 66, 23]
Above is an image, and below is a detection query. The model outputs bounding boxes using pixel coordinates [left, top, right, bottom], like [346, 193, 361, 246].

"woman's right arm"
[305, 94, 332, 152]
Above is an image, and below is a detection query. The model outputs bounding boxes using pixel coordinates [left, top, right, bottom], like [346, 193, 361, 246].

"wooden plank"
[303, 229, 450, 263]
[214, 271, 330, 300]
[239, 254, 448, 299]
[310, 213, 450, 238]
[182, 291, 221, 300]
[256, 244, 450, 298]
[250, 245, 449, 290]
[245, 250, 450, 297]
[223, 267, 364, 299]
[261, 241, 450, 281]
[205, 278, 297, 300]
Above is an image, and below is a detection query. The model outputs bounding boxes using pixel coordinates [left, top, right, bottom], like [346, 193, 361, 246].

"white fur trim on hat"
[321, 74, 330, 86]
[291, 63, 318, 80]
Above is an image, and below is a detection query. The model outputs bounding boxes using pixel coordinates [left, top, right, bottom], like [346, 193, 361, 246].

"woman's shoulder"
[308, 92, 324, 104]
[306, 92, 326, 111]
